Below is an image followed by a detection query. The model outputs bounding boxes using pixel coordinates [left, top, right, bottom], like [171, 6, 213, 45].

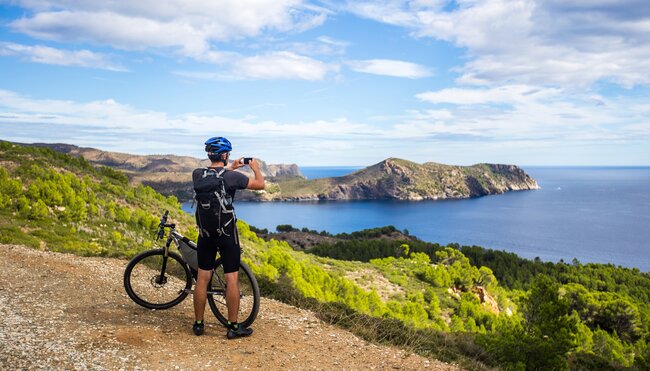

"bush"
[98, 166, 128, 185]
[29, 199, 49, 220]
[276, 224, 297, 232]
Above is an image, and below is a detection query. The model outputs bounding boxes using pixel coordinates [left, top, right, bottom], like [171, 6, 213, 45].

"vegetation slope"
[1, 141, 648, 370]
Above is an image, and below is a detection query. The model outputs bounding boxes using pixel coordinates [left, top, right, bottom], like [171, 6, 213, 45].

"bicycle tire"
[207, 259, 260, 328]
[124, 249, 192, 309]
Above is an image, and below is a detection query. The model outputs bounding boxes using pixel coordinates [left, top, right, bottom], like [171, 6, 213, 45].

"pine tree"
[484, 275, 578, 369]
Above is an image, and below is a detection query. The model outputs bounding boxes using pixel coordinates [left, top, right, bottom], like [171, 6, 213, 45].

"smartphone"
[241, 157, 253, 164]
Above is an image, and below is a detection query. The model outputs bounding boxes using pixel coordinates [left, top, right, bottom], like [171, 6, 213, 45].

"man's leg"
[194, 268, 212, 321]
[220, 229, 252, 338]
[194, 232, 218, 335]
[224, 271, 240, 322]
[224, 269, 252, 339]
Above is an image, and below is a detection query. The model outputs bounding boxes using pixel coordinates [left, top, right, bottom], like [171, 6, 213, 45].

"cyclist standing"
[191, 136, 265, 339]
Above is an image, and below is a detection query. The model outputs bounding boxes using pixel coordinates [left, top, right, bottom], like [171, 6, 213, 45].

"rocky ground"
[0, 244, 459, 370]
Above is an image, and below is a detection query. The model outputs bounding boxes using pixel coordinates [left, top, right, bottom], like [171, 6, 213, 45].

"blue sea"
[183, 167, 650, 271]
[300, 166, 364, 180]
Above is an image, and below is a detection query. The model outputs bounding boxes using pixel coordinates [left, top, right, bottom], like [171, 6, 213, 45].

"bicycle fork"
[156, 238, 174, 285]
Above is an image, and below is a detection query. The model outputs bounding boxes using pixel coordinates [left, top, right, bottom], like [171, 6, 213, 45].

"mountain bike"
[123, 211, 260, 328]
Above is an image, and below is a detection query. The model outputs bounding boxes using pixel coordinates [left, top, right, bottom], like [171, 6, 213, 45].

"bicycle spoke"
[209, 263, 257, 325]
[128, 253, 188, 307]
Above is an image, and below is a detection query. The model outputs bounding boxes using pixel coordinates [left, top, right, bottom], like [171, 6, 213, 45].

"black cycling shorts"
[196, 225, 241, 273]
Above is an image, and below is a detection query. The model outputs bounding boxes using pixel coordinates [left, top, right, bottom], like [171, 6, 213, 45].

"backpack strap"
[202, 167, 225, 174]
[217, 168, 236, 236]
[201, 167, 221, 178]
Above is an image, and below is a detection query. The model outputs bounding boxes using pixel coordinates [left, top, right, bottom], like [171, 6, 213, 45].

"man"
[191, 136, 265, 339]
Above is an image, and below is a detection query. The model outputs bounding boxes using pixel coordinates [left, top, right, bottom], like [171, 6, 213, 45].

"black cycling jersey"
[191, 167, 249, 199]
[192, 167, 249, 272]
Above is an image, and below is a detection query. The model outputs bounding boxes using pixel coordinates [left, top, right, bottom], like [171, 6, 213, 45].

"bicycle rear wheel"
[207, 259, 260, 328]
[124, 249, 191, 309]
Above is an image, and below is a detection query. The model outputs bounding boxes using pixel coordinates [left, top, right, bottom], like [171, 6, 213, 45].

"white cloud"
[174, 51, 337, 81]
[317, 36, 349, 48]
[10, 1, 328, 60]
[0, 90, 169, 130]
[346, 0, 650, 87]
[281, 36, 350, 57]
[416, 85, 561, 105]
[6, 1, 338, 80]
[0, 90, 374, 137]
[233, 52, 337, 81]
[347, 59, 432, 79]
[408, 109, 453, 120]
[408, 84, 650, 145]
[0, 42, 125, 71]
[345, 1, 426, 26]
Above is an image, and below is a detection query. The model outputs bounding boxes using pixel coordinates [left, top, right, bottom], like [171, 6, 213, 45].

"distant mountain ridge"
[29, 142, 304, 199]
[251, 157, 540, 201]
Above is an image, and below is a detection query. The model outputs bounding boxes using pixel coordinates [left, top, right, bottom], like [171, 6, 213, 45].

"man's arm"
[246, 159, 265, 190]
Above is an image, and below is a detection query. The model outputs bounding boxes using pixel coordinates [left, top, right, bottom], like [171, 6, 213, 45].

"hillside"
[253, 158, 540, 201]
[29, 142, 304, 200]
[1, 141, 649, 370]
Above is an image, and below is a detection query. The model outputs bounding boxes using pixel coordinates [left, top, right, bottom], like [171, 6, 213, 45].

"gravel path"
[0, 244, 460, 370]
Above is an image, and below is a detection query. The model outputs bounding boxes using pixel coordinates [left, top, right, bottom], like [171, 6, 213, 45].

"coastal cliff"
[248, 158, 539, 201]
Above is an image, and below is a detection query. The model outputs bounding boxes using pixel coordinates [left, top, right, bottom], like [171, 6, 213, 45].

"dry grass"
[345, 268, 405, 301]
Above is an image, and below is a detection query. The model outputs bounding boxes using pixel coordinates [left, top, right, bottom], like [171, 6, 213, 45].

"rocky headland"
[249, 158, 540, 201]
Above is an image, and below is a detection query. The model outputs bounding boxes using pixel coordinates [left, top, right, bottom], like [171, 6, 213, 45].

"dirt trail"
[0, 244, 459, 370]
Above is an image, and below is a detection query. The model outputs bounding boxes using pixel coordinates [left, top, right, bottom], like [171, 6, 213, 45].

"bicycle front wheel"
[123, 249, 192, 309]
[207, 260, 260, 328]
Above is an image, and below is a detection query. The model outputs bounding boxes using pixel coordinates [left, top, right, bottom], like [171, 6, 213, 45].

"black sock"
[228, 321, 238, 329]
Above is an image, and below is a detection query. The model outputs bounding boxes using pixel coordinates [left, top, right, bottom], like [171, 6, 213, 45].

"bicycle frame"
[158, 221, 227, 297]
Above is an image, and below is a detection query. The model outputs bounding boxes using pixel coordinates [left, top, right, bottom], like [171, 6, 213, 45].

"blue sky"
[0, 0, 649, 166]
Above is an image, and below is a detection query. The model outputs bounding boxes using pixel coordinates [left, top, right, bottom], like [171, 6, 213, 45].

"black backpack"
[193, 168, 236, 237]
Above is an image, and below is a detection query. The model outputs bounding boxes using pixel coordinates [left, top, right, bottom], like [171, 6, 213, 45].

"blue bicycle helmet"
[204, 136, 232, 154]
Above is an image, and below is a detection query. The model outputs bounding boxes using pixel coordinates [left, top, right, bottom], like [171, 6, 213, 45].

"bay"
[300, 166, 363, 180]
[183, 167, 650, 271]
